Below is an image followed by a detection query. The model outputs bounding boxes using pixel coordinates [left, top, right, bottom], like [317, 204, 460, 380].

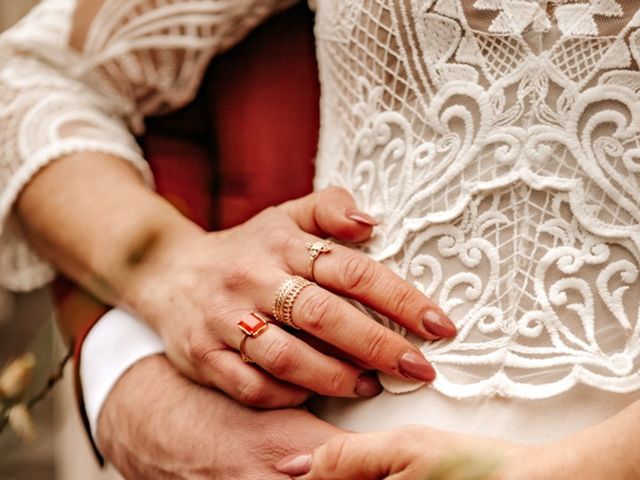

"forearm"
[16, 152, 202, 308]
[551, 398, 640, 479]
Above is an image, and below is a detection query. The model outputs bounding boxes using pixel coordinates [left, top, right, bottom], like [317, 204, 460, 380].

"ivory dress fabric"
[2, 0, 640, 443]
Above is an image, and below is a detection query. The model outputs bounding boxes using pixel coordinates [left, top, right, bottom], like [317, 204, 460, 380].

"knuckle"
[264, 223, 298, 256]
[320, 434, 355, 474]
[297, 289, 332, 332]
[387, 282, 416, 316]
[286, 389, 312, 407]
[324, 367, 349, 396]
[289, 389, 312, 407]
[187, 336, 222, 371]
[363, 330, 390, 366]
[221, 262, 257, 291]
[277, 231, 299, 255]
[236, 379, 270, 406]
[265, 338, 299, 377]
[340, 254, 376, 291]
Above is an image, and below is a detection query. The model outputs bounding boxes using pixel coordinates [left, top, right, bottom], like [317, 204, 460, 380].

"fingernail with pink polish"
[354, 373, 383, 397]
[276, 453, 312, 476]
[345, 209, 380, 226]
[422, 310, 457, 338]
[399, 351, 436, 382]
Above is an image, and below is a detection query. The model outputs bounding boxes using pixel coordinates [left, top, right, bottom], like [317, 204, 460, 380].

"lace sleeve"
[0, 0, 298, 293]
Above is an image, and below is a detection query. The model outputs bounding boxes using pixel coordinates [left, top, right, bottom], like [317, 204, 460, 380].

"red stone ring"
[237, 311, 270, 363]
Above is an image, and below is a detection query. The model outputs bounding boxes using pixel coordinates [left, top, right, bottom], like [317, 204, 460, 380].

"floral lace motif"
[0, 0, 295, 292]
[314, 0, 640, 398]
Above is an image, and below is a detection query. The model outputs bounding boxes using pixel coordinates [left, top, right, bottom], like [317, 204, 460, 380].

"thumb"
[280, 187, 379, 243]
[276, 432, 399, 480]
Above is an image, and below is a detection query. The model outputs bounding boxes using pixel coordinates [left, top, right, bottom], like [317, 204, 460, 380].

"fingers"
[190, 348, 311, 408]
[280, 187, 379, 243]
[276, 431, 405, 479]
[257, 282, 437, 383]
[231, 322, 383, 398]
[284, 240, 456, 341]
[281, 187, 456, 341]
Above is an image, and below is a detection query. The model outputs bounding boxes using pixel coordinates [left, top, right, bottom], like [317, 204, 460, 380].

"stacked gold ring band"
[306, 240, 332, 281]
[273, 275, 313, 329]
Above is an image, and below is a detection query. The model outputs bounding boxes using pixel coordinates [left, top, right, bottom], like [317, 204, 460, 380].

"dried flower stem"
[0, 378, 14, 433]
[0, 403, 9, 433]
[0, 347, 72, 438]
[27, 347, 72, 410]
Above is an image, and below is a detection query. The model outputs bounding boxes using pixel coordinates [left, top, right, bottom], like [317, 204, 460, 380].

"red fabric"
[139, 4, 319, 231]
[207, 4, 319, 228]
[143, 135, 215, 230]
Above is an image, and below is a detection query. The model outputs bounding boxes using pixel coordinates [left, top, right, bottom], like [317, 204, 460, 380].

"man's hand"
[97, 355, 342, 479]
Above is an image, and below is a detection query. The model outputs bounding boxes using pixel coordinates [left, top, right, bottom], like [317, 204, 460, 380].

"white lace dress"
[2, 0, 640, 444]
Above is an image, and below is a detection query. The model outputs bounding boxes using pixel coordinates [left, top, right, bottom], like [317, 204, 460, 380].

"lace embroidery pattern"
[0, 0, 294, 292]
[314, 0, 640, 398]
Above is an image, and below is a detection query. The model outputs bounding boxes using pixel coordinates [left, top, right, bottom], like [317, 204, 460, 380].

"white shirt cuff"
[79, 308, 165, 443]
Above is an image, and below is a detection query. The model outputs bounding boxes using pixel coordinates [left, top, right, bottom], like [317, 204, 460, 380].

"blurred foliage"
[425, 452, 501, 480]
[0, 290, 66, 480]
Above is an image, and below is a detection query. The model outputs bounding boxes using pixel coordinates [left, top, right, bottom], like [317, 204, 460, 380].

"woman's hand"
[275, 426, 557, 480]
[123, 187, 456, 408]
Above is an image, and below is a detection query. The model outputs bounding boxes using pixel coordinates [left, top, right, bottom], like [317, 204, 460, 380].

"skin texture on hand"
[123, 186, 459, 408]
[98, 355, 342, 480]
[18, 151, 455, 409]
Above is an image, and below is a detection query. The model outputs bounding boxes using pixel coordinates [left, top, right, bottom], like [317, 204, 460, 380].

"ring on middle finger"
[273, 275, 313, 329]
[306, 240, 332, 281]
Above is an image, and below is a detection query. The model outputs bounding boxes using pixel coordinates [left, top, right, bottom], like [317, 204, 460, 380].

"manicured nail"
[345, 209, 380, 226]
[276, 453, 312, 476]
[422, 310, 457, 338]
[399, 351, 436, 382]
[354, 373, 383, 397]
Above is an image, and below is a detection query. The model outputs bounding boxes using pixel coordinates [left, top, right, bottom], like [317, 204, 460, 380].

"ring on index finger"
[306, 240, 332, 281]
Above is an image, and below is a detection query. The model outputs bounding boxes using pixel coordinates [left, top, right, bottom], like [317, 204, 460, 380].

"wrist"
[512, 437, 602, 480]
[81, 308, 165, 441]
[96, 197, 205, 309]
[96, 354, 168, 456]
[498, 443, 560, 480]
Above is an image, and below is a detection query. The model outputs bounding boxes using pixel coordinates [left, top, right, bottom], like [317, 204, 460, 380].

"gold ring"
[237, 311, 270, 363]
[273, 275, 313, 329]
[306, 240, 332, 281]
